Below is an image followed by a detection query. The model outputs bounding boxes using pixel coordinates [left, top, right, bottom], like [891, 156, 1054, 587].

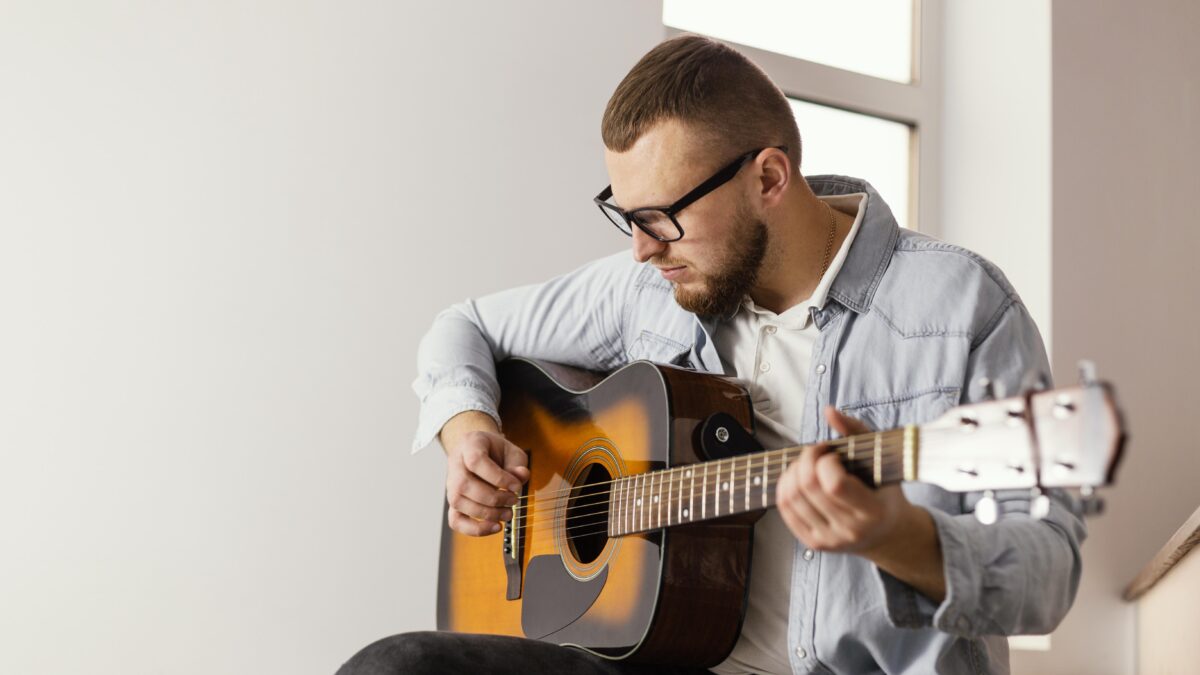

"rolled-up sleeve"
[410, 250, 639, 453]
[876, 299, 1088, 636]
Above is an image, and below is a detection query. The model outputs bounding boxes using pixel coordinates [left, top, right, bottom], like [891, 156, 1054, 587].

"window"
[663, 0, 941, 234]
[788, 98, 912, 230]
[662, 0, 914, 83]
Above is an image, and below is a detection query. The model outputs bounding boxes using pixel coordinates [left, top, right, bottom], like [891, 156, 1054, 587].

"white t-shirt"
[710, 193, 866, 675]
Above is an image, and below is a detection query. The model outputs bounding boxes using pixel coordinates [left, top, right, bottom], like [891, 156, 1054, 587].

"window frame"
[663, 1, 943, 235]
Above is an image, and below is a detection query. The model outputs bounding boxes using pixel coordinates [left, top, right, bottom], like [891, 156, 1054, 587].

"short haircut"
[601, 34, 802, 170]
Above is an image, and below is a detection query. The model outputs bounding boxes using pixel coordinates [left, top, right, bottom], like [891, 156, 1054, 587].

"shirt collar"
[806, 175, 900, 315]
[740, 191, 866, 329]
[697, 175, 900, 334]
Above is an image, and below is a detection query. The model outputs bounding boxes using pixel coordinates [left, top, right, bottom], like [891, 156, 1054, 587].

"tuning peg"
[1021, 370, 1050, 393]
[1077, 360, 1098, 386]
[1080, 485, 1105, 516]
[975, 490, 998, 524]
[977, 377, 1005, 400]
[1030, 487, 1051, 520]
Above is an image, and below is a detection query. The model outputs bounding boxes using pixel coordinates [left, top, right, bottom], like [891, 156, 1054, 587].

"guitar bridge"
[502, 474, 526, 600]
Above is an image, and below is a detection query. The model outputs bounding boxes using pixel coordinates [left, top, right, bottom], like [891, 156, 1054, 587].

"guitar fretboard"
[608, 427, 917, 537]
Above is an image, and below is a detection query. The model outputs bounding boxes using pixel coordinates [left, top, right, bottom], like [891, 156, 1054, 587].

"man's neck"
[749, 191, 853, 315]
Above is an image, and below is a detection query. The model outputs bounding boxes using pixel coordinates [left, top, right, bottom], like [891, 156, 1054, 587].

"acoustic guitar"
[436, 357, 1125, 667]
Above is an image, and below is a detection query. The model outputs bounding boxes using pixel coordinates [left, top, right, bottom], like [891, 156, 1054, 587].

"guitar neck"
[608, 427, 918, 537]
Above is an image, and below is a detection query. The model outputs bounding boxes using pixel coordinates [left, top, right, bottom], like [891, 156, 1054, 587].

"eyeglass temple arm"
[667, 145, 787, 214]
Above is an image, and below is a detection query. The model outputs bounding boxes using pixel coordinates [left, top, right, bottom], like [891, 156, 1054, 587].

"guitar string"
[506, 430, 912, 506]
[505, 421, 1023, 508]
[506, 442, 919, 538]
[507, 439, 911, 524]
[474, 422, 1064, 540]
[508, 429, 1020, 520]
[507, 447, 1026, 536]
[510, 442, 911, 518]
[517, 452, 1058, 543]
[502, 436, 1054, 539]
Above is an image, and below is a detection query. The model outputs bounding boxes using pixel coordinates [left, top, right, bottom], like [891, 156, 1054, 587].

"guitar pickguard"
[520, 554, 608, 639]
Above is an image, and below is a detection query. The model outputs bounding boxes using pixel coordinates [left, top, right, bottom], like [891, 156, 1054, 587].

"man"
[339, 34, 1084, 675]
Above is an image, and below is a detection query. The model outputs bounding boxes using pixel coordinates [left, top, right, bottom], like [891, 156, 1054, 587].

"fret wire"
[625, 475, 631, 535]
[874, 433, 883, 486]
[691, 461, 700, 521]
[669, 470, 674, 524]
[742, 453, 749, 512]
[650, 472, 657, 529]
[703, 462, 709, 520]
[638, 473, 645, 533]
[614, 473, 624, 535]
[726, 456, 734, 515]
[661, 470, 667, 527]
[712, 459, 719, 518]
[630, 473, 636, 534]
[761, 450, 768, 508]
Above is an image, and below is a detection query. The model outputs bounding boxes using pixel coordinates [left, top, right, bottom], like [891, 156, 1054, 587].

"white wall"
[944, 3, 1200, 673]
[7, 2, 1194, 674]
[0, 2, 662, 673]
[940, 0, 1052, 348]
[1021, 1, 1200, 673]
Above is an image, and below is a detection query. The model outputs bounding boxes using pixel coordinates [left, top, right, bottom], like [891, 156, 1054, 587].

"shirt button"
[764, 325, 778, 334]
[815, 364, 827, 374]
[796, 646, 807, 659]
[759, 361, 771, 373]
[803, 549, 814, 561]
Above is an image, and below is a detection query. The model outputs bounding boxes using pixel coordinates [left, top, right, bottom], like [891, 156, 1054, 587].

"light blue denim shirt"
[412, 176, 1086, 675]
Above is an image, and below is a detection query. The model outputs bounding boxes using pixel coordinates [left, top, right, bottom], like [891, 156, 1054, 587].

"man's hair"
[602, 34, 802, 170]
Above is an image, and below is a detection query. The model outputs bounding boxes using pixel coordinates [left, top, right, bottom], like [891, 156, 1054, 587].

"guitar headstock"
[916, 362, 1127, 521]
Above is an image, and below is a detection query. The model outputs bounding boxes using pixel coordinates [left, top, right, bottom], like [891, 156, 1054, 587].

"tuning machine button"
[975, 490, 998, 525]
[1021, 370, 1050, 393]
[1080, 485, 1105, 516]
[1077, 360, 1098, 386]
[1030, 488, 1051, 520]
[977, 377, 1007, 400]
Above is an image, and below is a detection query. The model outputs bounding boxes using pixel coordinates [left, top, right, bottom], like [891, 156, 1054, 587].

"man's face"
[603, 120, 768, 319]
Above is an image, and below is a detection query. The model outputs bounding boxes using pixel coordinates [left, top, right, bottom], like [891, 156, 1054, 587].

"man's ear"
[757, 147, 792, 208]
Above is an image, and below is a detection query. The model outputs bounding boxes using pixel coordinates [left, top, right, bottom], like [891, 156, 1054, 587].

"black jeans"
[336, 631, 716, 675]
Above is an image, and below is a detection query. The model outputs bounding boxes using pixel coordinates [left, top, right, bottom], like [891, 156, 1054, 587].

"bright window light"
[663, 0, 915, 83]
[789, 98, 912, 229]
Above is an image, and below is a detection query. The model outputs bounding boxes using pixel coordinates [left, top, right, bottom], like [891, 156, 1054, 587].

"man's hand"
[440, 412, 530, 537]
[776, 406, 945, 602]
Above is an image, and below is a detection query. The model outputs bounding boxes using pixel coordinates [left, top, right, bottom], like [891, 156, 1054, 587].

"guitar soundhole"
[566, 462, 611, 565]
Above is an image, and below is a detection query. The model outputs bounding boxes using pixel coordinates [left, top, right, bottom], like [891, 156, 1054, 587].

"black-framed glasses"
[594, 145, 787, 242]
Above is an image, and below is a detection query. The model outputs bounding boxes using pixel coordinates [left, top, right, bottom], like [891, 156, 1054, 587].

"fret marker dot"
[683, 508, 690, 518]
[653, 495, 659, 503]
[636, 498, 642, 506]
[684, 470, 692, 478]
[722, 481, 729, 491]
[753, 476, 762, 485]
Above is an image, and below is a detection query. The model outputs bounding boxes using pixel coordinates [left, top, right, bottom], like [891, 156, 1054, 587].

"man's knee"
[335, 631, 447, 675]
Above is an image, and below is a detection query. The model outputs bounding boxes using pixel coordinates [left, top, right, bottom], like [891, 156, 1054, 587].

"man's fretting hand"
[440, 411, 530, 536]
[775, 406, 945, 601]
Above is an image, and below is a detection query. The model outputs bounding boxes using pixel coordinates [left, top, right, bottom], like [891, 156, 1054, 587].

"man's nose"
[631, 226, 667, 263]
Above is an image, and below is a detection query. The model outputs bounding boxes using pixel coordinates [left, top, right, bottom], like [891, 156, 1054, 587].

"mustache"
[650, 258, 688, 268]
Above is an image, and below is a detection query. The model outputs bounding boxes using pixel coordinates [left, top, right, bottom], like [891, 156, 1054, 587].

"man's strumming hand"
[440, 411, 530, 537]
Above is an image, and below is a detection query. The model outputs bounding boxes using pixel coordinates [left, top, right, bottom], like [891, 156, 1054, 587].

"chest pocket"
[625, 329, 693, 367]
[839, 386, 961, 432]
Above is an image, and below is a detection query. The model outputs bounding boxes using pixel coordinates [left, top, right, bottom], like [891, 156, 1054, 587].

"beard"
[670, 204, 768, 320]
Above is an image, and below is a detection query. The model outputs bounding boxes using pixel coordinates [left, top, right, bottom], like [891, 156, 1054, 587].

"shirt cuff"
[874, 506, 979, 634]
[411, 384, 502, 454]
